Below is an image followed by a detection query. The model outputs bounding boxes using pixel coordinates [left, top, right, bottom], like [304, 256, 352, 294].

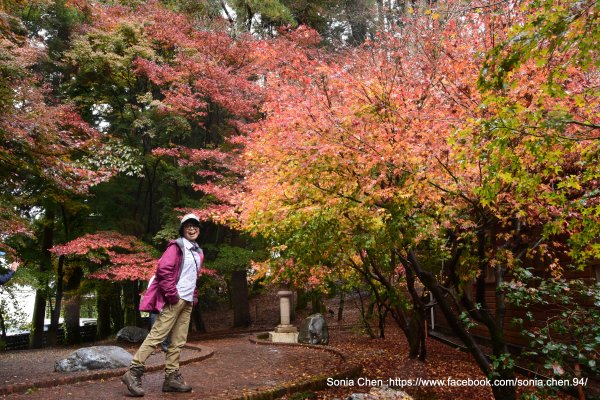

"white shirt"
[176, 238, 200, 302]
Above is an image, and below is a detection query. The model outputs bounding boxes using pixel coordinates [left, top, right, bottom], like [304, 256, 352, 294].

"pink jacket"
[139, 239, 203, 312]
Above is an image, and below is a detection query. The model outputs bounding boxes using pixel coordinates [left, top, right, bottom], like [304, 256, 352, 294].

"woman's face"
[182, 223, 200, 241]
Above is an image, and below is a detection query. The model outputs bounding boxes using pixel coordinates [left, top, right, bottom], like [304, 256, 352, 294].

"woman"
[121, 213, 203, 397]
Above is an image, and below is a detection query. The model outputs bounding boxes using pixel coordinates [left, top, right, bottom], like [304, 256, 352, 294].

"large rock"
[54, 346, 133, 372]
[298, 313, 329, 345]
[116, 326, 149, 343]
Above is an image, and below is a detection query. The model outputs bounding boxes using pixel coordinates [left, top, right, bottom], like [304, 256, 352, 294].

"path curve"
[0, 334, 357, 399]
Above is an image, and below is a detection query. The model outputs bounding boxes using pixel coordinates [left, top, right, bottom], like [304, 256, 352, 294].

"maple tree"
[0, 7, 114, 239]
[0, 0, 127, 347]
[242, 6, 463, 362]
[56, 1, 264, 331]
[50, 231, 158, 281]
[62, 0, 265, 231]
[475, 0, 599, 268]
[242, 1, 598, 399]
[471, 1, 599, 397]
[49, 231, 157, 340]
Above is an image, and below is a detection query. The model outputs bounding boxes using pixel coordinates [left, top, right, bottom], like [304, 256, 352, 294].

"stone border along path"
[0, 343, 214, 396]
[0, 332, 362, 399]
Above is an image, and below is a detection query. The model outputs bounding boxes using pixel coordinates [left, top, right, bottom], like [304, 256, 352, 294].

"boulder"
[55, 346, 133, 372]
[298, 313, 329, 345]
[116, 326, 149, 343]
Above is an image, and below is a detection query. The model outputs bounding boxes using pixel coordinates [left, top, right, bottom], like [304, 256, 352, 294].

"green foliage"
[459, 311, 476, 331]
[203, 243, 261, 273]
[231, 0, 296, 32]
[0, 13, 27, 111]
[22, 0, 89, 58]
[61, 6, 210, 242]
[489, 353, 516, 379]
[480, 1, 598, 91]
[196, 273, 227, 310]
[505, 266, 600, 381]
[474, 0, 599, 267]
[227, 0, 376, 45]
[160, 0, 222, 20]
[63, 22, 158, 130]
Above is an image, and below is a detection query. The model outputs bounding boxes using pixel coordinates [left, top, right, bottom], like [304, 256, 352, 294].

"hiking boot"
[162, 370, 192, 392]
[121, 367, 145, 397]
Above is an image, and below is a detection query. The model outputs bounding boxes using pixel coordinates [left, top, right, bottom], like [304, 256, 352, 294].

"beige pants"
[131, 299, 193, 373]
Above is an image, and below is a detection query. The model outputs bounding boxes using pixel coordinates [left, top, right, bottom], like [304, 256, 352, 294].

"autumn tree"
[242, 18, 441, 359]
[0, 0, 125, 347]
[50, 231, 157, 341]
[239, 2, 595, 399]
[61, 1, 268, 330]
[242, 0, 598, 398]
[472, 1, 599, 397]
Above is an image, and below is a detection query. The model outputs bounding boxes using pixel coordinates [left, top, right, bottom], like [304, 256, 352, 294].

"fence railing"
[0, 324, 98, 351]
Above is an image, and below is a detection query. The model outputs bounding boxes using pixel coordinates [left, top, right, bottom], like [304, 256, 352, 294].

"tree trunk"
[337, 292, 345, 322]
[110, 283, 124, 331]
[123, 281, 137, 326]
[133, 178, 144, 221]
[345, 0, 369, 45]
[231, 270, 251, 327]
[405, 317, 424, 359]
[385, 302, 423, 360]
[366, 297, 376, 320]
[48, 205, 71, 346]
[405, 249, 517, 400]
[30, 208, 55, 348]
[47, 255, 65, 346]
[376, 0, 384, 31]
[295, 287, 308, 312]
[355, 288, 376, 339]
[63, 266, 83, 345]
[311, 292, 325, 314]
[0, 311, 6, 339]
[377, 302, 386, 338]
[96, 281, 112, 339]
[404, 261, 427, 360]
[63, 293, 81, 345]
[30, 290, 48, 348]
[192, 303, 206, 333]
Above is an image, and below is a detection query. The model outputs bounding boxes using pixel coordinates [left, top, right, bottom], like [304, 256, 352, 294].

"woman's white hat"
[180, 213, 200, 225]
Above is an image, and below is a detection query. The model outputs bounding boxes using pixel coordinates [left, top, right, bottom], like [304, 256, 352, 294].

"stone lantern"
[269, 290, 298, 343]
